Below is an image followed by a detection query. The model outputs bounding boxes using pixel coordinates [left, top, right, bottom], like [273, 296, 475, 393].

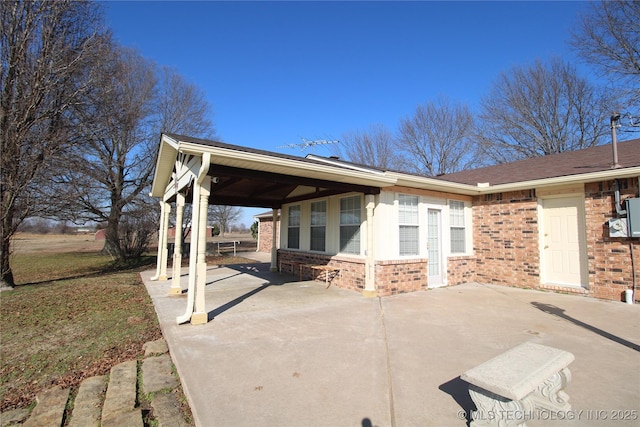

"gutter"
[393, 166, 640, 197]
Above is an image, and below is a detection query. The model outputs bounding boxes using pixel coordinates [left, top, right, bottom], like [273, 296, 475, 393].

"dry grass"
[0, 247, 161, 411]
[0, 233, 257, 414]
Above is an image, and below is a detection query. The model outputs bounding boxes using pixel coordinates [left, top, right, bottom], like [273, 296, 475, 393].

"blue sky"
[104, 0, 591, 225]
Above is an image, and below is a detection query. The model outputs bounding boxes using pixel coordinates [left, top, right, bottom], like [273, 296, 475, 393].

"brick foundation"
[277, 250, 428, 295]
[375, 259, 428, 296]
[277, 250, 366, 292]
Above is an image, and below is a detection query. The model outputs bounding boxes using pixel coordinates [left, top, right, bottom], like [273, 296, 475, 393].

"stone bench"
[461, 342, 575, 427]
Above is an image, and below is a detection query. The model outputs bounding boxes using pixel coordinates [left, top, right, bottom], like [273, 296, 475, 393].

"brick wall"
[375, 259, 428, 296]
[584, 179, 639, 301]
[277, 250, 427, 295]
[277, 250, 365, 291]
[472, 190, 540, 289]
[258, 218, 279, 253]
[448, 255, 476, 285]
[471, 181, 639, 302]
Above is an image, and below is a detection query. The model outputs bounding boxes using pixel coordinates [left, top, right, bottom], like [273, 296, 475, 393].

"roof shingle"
[434, 139, 640, 186]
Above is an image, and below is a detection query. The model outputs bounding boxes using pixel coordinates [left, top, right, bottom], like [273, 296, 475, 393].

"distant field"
[11, 231, 257, 255]
[11, 232, 104, 254]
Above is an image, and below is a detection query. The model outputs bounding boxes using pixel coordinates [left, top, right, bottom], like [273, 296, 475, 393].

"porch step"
[21, 386, 69, 427]
[1, 339, 191, 427]
[101, 360, 141, 427]
[67, 375, 106, 427]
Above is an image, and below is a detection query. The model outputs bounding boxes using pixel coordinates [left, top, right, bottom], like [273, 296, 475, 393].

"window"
[310, 201, 326, 251]
[399, 194, 419, 256]
[449, 200, 466, 253]
[287, 205, 300, 249]
[340, 196, 361, 254]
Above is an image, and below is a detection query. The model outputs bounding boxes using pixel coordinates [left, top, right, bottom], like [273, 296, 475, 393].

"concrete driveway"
[141, 256, 639, 427]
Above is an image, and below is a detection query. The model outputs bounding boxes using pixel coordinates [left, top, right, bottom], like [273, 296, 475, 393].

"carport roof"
[151, 133, 397, 208]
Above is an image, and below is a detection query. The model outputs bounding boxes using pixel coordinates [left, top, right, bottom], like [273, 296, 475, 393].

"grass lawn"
[0, 249, 162, 411]
[1, 234, 257, 416]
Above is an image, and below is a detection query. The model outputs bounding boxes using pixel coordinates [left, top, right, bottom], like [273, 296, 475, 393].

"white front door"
[542, 197, 586, 287]
[428, 208, 444, 287]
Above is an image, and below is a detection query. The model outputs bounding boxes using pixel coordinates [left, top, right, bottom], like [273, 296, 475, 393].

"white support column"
[270, 208, 278, 272]
[176, 181, 201, 324]
[151, 200, 171, 281]
[176, 153, 210, 325]
[170, 192, 185, 295]
[191, 177, 211, 325]
[363, 194, 377, 297]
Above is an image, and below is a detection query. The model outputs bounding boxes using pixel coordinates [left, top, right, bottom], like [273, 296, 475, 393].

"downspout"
[611, 112, 621, 169]
[614, 179, 628, 217]
[177, 153, 211, 324]
[612, 113, 626, 218]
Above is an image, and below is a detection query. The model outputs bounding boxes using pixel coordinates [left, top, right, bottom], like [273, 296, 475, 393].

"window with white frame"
[287, 205, 300, 249]
[449, 200, 466, 253]
[310, 201, 326, 251]
[340, 196, 361, 254]
[399, 194, 419, 256]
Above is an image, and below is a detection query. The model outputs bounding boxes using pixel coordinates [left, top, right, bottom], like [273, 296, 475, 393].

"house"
[149, 132, 639, 324]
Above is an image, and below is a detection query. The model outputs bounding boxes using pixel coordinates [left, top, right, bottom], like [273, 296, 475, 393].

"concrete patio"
[141, 254, 639, 427]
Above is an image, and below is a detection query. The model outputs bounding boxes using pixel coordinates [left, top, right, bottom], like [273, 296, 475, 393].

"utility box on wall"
[626, 198, 640, 238]
[609, 217, 628, 238]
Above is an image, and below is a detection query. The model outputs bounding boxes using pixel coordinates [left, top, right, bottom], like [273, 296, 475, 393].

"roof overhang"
[471, 166, 640, 194]
[388, 166, 640, 197]
[151, 133, 640, 207]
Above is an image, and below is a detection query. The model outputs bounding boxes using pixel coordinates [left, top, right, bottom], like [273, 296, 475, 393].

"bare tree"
[50, 44, 159, 259]
[397, 96, 481, 175]
[155, 66, 218, 139]
[209, 205, 242, 237]
[571, 1, 640, 105]
[46, 46, 218, 260]
[0, 0, 105, 286]
[475, 58, 613, 163]
[333, 124, 403, 170]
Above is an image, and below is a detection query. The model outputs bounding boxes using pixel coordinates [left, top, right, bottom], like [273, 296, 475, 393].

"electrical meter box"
[609, 217, 628, 238]
[626, 198, 640, 238]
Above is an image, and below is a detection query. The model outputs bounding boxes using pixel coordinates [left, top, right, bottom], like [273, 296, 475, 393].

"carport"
[149, 133, 396, 324]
